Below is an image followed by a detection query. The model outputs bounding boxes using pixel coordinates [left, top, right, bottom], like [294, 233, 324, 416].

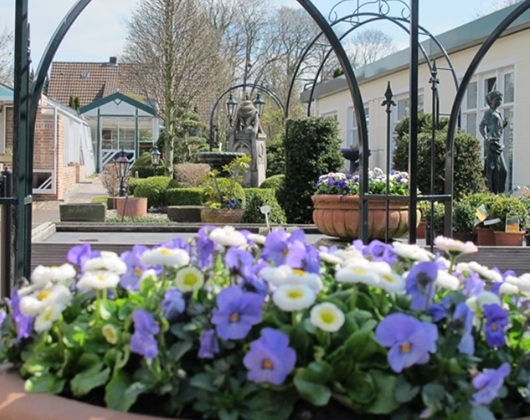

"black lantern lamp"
[253, 93, 266, 117]
[225, 94, 238, 125]
[150, 146, 161, 176]
[115, 149, 131, 197]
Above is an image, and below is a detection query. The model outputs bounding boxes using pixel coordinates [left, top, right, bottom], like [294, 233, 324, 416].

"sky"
[0, 0, 507, 68]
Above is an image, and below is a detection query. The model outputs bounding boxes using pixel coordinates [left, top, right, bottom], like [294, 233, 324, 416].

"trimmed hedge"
[280, 117, 343, 224]
[242, 188, 286, 224]
[127, 177, 144, 196]
[133, 176, 178, 208]
[167, 188, 204, 206]
[260, 174, 285, 192]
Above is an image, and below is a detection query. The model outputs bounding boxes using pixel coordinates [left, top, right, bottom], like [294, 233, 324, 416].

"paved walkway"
[32, 177, 108, 228]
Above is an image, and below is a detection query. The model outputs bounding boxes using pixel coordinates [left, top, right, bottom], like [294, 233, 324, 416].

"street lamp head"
[150, 146, 161, 166]
[253, 93, 266, 117]
[225, 94, 238, 123]
[114, 149, 131, 196]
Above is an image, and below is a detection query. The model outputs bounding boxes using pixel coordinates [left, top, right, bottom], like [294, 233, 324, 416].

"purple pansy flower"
[225, 247, 254, 277]
[375, 313, 438, 373]
[6, 290, 33, 341]
[195, 226, 216, 268]
[67, 243, 101, 271]
[261, 229, 306, 268]
[453, 302, 475, 355]
[198, 329, 220, 359]
[472, 363, 510, 405]
[120, 245, 149, 290]
[463, 272, 485, 297]
[405, 261, 438, 310]
[162, 288, 186, 320]
[243, 328, 296, 385]
[363, 240, 397, 265]
[483, 304, 509, 347]
[130, 309, 159, 360]
[211, 286, 264, 340]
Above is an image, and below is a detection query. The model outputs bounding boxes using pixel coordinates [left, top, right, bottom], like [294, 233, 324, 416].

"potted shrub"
[200, 154, 250, 223]
[311, 168, 420, 241]
[3, 230, 530, 419]
[464, 192, 497, 246]
[422, 201, 445, 245]
[488, 195, 527, 246]
[452, 198, 478, 243]
[99, 162, 125, 210]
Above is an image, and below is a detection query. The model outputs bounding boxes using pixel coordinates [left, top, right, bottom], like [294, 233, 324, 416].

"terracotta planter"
[416, 220, 426, 239]
[475, 227, 495, 246]
[0, 369, 165, 420]
[200, 208, 244, 224]
[493, 230, 525, 246]
[311, 195, 420, 241]
[116, 197, 148, 218]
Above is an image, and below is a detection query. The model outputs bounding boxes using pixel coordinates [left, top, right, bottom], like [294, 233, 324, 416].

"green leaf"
[168, 341, 193, 361]
[24, 375, 65, 394]
[394, 375, 420, 403]
[244, 390, 295, 420]
[364, 371, 400, 414]
[294, 376, 331, 406]
[71, 362, 110, 397]
[470, 405, 496, 420]
[105, 371, 148, 411]
[190, 372, 217, 392]
[422, 382, 445, 409]
[346, 371, 376, 404]
[219, 409, 239, 420]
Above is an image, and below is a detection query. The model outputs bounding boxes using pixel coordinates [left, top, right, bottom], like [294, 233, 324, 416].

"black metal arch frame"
[208, 83, 286, 151]
[285, 12, 459, 116]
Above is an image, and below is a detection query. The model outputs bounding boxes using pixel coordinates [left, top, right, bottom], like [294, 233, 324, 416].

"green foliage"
[201, 155, 250, 209]
[266, 135, 286, 177]
[452, 198, 478, 234]
[242, 188, 287, 224]
[130, 152, 166, 179]
[419, 201, 445, 232]
[280, 117, 343, 224]
[488, 195, 527, 231]
[133, 176, 178, 208]
[393, 114, 486, 200]
[127, 177, 144, 196]
[174, 136, 209, 164]
[166, 187, 204, 206]
[260, 174, 285, 192]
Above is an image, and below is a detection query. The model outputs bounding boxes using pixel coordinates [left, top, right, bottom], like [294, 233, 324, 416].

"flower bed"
[1, 229, 530, 419]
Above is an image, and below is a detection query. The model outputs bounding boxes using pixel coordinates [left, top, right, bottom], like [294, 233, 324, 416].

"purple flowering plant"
[2, 229, 530, 419]
[315, 167, 411, 196]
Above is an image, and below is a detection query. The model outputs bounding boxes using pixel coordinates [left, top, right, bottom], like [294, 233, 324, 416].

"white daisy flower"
[331, 247, 363, 263]
[247, 233, 266, 245]
[284, 269, 322, 292]
[102, 324, 119, 345]
[209, 226, 247, 247]
[435, 270, 460, 291]
[318, 251, 343, 265]
[272, 284, 316, 312]
[513, 273, 530, 293]
[434, 236, 478, 255]
[175, 266, 205, 292]
[19, 284, 73, 317]
[84, 253, 127, 275]
[392, 242, 433, 262]
[259, 265, 292, 286]
[456, 261, 502, 283]
[34, 304, 63, 333]
[30, 263, 76, 287]
[77, 270, 121, 291]
[499, 281, 519, 295]
[466, 291, 501, 314]
[140, 247, 190, 267]
[310, 302, 345, 332]
[336, 260, 379, 287]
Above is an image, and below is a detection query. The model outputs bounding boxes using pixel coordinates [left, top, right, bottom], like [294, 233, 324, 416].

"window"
[347, 106, 369, 148]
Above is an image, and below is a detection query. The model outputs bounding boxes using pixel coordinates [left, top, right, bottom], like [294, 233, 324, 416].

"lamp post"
[225, 94, 238, 126]
[114, 149, 130, 197]
[150, 146, 161, 176]
[253, 93, 266, 117]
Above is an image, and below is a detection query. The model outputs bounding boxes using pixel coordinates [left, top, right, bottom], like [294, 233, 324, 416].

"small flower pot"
[475, 227, 495, 246]
[493, 230, 525, 247]
[116, 197, 148, 218]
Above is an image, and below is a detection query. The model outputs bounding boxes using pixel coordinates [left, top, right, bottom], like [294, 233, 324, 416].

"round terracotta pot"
[200, 208, 244, 224]
[493, 230, 525, 246]
[311, 195, 420, 241]
[475, 227, 496, 246]
[0, 369, 166, 420]
[116, 197, 148, 218]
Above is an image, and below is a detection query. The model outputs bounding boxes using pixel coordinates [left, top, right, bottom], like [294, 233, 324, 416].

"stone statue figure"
[479, 90, 508, 194]
[227, 100, 267, 187]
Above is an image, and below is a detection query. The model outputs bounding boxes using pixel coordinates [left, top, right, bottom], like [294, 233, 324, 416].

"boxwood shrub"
[133, 176, 178, 208]
[280, 117, 343, 224]
[242, 188, 286, 224]
[166, 188, 204, 206]
[130, 152, 166, 178]
[260, 174, 285, 192]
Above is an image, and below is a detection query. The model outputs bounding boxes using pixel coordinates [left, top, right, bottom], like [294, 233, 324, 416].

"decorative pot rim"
[311, 194, 410, 209]
[0, 367, 167, 420]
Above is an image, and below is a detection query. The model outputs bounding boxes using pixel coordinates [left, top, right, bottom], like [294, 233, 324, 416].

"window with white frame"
[462, 67, 514, 191]
[320, 110, 338, 120]
[347, 105, 369, 148]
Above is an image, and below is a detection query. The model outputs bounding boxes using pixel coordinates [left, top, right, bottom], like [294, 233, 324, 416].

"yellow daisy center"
[37, 290, 51, 301]
[292, 269, 305, 277]
[287, 289, 304, 300]
[320, 309, 335, 324]
[183, 273, 197, 286]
